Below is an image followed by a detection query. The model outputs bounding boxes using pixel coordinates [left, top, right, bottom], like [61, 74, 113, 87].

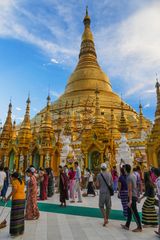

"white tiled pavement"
[0, 191, 159, 240]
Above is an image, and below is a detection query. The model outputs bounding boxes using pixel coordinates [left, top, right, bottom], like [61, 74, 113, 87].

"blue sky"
[0, 0, 160, 124]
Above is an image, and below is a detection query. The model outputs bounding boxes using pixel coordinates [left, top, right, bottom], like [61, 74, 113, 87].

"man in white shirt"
[0, 166, 6, 195]
[74, 162, 82, 202]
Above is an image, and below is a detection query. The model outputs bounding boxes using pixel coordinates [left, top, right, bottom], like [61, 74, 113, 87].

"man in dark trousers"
[121, 164, 142, 232]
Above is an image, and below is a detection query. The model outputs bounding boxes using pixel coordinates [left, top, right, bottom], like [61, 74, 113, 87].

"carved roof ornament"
[139, 102, 147, 131]
[18, 96, 32, 147]
[0, 101, 13, 144]
[119, 100, 128, 133]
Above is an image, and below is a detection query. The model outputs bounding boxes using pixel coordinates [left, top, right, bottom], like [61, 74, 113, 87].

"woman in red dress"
[39, 169, 49, 200]
[25, 168, 40, 220]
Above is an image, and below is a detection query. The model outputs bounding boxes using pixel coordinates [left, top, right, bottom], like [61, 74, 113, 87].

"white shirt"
[89, 174, 93, 182]
[0, 171, 6, 187]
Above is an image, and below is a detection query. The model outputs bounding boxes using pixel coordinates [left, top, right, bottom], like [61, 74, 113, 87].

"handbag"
[100, 173, 114, 196]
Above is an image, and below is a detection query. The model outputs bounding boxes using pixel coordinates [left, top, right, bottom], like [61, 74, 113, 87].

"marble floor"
[0, 193, 159, 240]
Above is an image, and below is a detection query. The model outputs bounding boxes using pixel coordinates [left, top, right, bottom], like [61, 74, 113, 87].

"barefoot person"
[59, 166, 68, 207]
[96, 163, 113, 226]
[121, 164, 142, 232]
[6, 172, 25, 237]
[25, 168, 40, 220]
[154, 168, 160, 236]
[139, 171, 157, 228]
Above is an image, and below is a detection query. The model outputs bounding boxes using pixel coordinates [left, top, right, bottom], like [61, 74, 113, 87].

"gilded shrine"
[0, 9, 153, 174]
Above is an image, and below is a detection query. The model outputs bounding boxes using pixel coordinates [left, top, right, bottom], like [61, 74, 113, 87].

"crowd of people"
[0, 162, 160, 238]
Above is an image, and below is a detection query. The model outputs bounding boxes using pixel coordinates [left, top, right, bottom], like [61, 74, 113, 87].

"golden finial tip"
[86, 5, 88, 16]
[27, 95, 31, 104]
[47, 94, 51, 102]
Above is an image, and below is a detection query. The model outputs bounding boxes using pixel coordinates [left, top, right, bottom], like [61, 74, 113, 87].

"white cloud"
[145, 89, 155, 94]
[51, 58, 59, 64]
[16, 107, 21, 111]
[50, 90, 61, 98]
[144, 103, 150, 108]
[95, 1, 160, 99]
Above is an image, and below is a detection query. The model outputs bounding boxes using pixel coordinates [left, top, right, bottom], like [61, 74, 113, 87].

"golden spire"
[12, 120, 17, 140]
[21, 96, 31, 129]
[0, 101, 13, 143]
[64, 7, 112, 97]
[80, 7, 96, 58]
[18, 96, 32, 146]
[39, 95, 54, 147]
[109, 108, 120, 138]
[155, 75, 160, 124]
[119, 101, 128, 133]
[82, 6, 93, 42]
[42, 94, 52, 127]
[139, 103, 147, 131]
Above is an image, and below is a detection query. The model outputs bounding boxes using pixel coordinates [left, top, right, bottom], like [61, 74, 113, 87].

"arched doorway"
[89, 151, 101, 173]
[32, 149, 40, 170]
[9, 150, 15, 172]
[157, 150, 160, 167]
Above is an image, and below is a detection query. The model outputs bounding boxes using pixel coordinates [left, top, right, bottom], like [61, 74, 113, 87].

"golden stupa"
[0, 8, 152, 173]
[36, 7, 150, 137]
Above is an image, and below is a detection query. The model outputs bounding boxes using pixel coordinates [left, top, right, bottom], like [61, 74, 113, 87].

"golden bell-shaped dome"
[64, 7, 112, 97]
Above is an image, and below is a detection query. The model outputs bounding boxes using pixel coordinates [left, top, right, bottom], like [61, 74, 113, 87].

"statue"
[116, 133, 134, 172]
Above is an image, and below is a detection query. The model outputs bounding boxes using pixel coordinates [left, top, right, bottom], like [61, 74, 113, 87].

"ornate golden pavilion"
[0, 9, 152, 174]
[147, 79, 160, 167]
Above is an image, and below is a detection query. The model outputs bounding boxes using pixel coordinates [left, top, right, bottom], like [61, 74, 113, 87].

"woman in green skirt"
[6, 172, 25, 237]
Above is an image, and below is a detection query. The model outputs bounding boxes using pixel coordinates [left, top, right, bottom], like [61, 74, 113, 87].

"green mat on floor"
[0, 201, 141, 221]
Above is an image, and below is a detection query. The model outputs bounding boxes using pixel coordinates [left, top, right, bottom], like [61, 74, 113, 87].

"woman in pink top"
[68, 167, 76, 202]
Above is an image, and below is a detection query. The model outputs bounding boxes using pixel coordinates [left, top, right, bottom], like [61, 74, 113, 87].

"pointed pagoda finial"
[155, 73, 160, 121]
[8, 99, 12, 113]
[83, 5, 91, 27]
[86, 5, 88, 16]
[27, 93, 31, 105]
[155, 73, 160, 91]
[119, 97, 128, 133]
[47, 94, 51, 107]
[139, 101, 142, 113]
[26, 94, 31, 115]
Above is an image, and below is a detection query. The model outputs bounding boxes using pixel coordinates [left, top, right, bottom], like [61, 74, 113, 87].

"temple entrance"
[157, 150, 160, 167]
[32, 150, 40, 170]
[88, 151, 101, 174]
[9, 150, 15, 172]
